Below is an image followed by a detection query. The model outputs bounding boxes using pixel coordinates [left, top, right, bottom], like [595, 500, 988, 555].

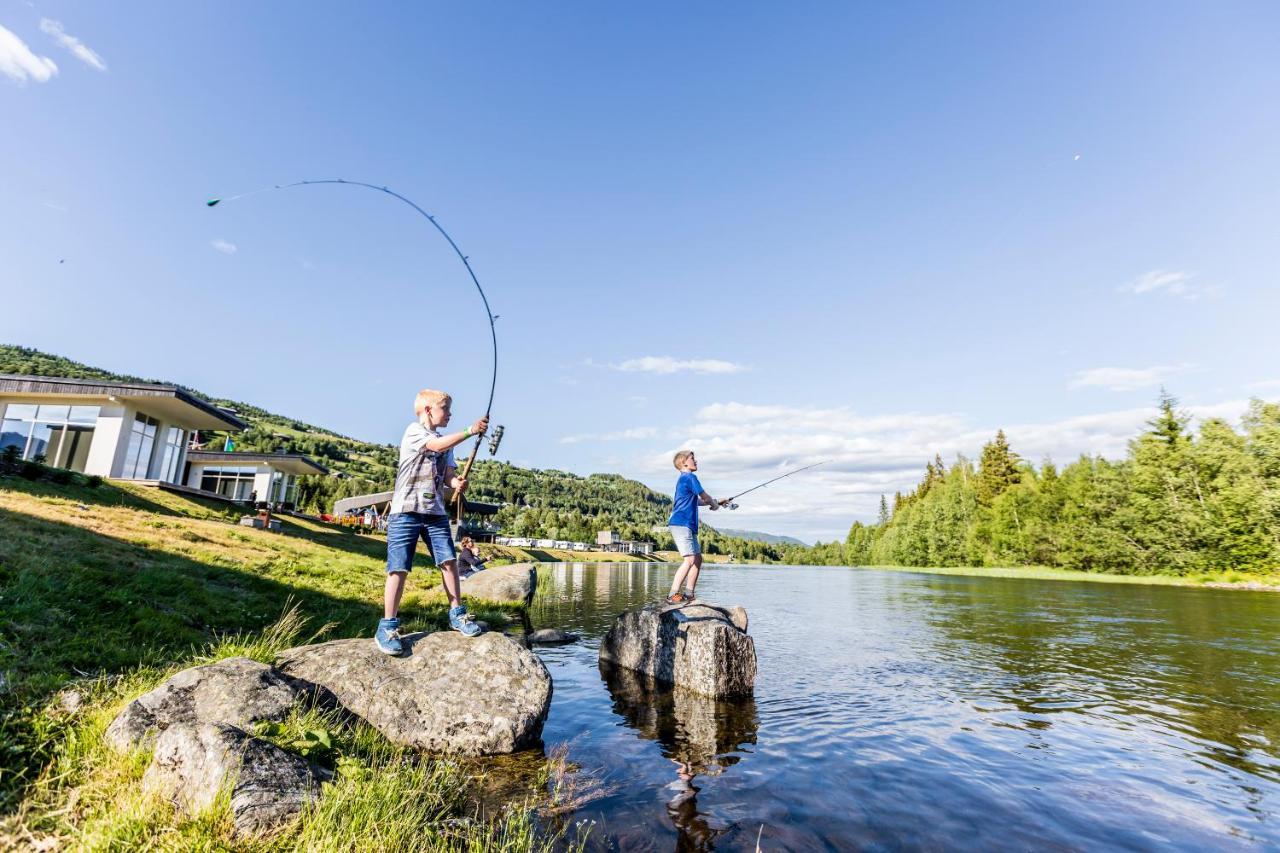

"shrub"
[1, 445, 20, 465]
[19, 460, 44, 480]
[86, 474, 103, 488]
[49, 468, 73, 485]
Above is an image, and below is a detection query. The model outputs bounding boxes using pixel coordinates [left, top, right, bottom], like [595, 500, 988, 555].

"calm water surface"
[526, 562, 1280, 851]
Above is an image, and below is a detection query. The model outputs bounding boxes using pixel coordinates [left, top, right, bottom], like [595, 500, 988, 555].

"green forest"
[5, 345, 1278, 576]
[786, 394, 1280, 577]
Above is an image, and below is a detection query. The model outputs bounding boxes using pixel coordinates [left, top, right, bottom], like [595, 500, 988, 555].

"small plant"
[19, 460, 44, 480]
[50, 468, 73, 485]
[85, 474, 103, 488]
[1, 445, 20, 465]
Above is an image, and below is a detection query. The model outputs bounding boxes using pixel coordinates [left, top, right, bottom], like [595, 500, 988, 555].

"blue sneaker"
[374, 617, 404, 655]
[448, 605, 482, 637]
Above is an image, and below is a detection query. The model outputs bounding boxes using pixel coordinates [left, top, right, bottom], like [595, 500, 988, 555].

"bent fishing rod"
[207, 179, 504, 523]
[719, 461, 829, 509]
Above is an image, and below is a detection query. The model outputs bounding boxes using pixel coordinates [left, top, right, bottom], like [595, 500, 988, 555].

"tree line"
[784, 394, 1280, 576]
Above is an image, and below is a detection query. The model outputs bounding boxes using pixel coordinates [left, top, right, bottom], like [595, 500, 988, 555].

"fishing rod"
[206, 179, 505, 524]
[720, 461, 829, 508]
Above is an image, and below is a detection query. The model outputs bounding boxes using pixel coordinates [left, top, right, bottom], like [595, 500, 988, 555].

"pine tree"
[878, 494, 890, 525]
[977, 430, 1020, 506]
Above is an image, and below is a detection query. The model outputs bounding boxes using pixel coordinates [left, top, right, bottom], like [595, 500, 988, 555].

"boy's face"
[424, 399, 452, 427]
[683, 453, 698, 472]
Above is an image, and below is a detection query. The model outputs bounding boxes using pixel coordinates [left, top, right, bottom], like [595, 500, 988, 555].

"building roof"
[187, 450, 329, 475]
[0, 374, 246, 431]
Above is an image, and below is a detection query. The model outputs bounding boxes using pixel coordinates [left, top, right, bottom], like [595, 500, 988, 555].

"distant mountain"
[713, 527, 808, 547]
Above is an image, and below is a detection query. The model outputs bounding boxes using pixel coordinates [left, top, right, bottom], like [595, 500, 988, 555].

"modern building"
[0, 374, 245, 483]
[595, 529, 655, 555]
[331, 491, 503, 541]
[184, 450, 328, 505]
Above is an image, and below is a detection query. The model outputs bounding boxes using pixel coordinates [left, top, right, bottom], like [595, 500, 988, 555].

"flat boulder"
[459, 563, 537, 606]
[275, 632, 551, 755]
[599, 603, 756, 698]
[143, 722, 319, 838]
[105, 657, 308, 752]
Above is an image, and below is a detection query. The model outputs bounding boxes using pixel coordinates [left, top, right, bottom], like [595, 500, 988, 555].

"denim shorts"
[386, 512, 456, 573]
[669, 525, 701, 557]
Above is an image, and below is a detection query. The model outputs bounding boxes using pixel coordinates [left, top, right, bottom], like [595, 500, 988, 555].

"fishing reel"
[488, 424, 505, 456]
[719, 501, 739, 511]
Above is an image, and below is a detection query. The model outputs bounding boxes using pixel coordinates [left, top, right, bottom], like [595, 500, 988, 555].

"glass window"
[27, 423, 53, 461]
[1, 419, 29, 452]
[5, 404, 37, 420]
[68, 406, 99, 425]
[122, 413, 159, 479]
[158, 426, 185, 483]
[36, 405, 70, 422]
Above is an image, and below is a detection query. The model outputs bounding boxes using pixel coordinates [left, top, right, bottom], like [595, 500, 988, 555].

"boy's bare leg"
[384, 571, 408, 619]
[439, 559, 462, 608]
[669, 556, 696, 597]
[684, 555, 703, 596]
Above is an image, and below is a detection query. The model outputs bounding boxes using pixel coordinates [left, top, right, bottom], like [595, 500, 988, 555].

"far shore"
[487, 545, 1279, 592]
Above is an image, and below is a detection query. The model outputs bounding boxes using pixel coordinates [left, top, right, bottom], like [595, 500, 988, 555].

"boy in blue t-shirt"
[665, 449, 731, 605]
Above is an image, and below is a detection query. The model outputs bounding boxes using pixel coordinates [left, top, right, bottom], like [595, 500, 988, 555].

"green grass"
[0, 476, 578, 849]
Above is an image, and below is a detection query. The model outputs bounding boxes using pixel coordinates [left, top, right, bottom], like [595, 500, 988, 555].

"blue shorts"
[669, 525, 701, 557]
[386, 512, 456, 573]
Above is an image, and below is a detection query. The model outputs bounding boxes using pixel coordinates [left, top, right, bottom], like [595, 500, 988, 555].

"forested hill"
[0, 345, 790, 558]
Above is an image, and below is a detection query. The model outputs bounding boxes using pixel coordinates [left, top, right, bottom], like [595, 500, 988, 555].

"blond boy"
[665, 450, 730, 605]
[375, 389, 488, 655]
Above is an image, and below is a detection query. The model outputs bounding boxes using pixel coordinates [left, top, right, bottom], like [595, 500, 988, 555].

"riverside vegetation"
[3, 345, 1277, 583]
[0, 476, 588, 849]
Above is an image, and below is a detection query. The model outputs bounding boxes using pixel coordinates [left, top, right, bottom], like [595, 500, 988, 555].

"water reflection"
[600, 661, 759, 851]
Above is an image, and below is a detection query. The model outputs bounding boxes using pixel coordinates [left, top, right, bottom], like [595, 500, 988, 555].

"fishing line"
[207, 178, 504, 520]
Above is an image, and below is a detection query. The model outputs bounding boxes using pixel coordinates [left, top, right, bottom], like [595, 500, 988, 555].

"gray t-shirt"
[389, 422, 456, 515]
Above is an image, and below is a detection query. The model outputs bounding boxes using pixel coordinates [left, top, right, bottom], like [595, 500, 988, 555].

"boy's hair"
[414, 389, 451, 416]
[460, 536, 474, 547]
[673, 450, 694, 470]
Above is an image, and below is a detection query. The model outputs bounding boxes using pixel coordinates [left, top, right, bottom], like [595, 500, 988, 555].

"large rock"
[143, 722, 319, 837]
[598, 603, 756, 698]
[105, 657, 309, 752]
[459, 563, 537, 606]
[275, 632, 551, 755]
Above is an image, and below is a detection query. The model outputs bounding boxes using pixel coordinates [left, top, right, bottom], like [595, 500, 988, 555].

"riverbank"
[841, 562, 1280, 591]
[0, 477, 580, 849]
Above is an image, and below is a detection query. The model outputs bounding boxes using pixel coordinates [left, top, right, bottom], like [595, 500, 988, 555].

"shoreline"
[488, 545, 1279, 592]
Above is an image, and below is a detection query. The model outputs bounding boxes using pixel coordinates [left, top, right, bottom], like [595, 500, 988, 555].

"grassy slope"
[0, 476, 574, 849]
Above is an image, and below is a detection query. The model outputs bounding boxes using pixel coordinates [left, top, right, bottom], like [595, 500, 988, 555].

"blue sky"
[3, 2, 1278, 542]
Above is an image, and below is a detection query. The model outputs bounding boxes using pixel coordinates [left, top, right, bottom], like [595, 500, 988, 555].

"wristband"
[463, 427, 471, 439]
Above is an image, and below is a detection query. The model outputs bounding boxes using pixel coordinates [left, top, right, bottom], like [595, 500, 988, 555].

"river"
[524, 562, 1280, 851]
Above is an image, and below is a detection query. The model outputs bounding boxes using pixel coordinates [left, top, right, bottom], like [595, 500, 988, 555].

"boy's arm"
[424, 416, 489, 452]
[698, 490, 721, 510]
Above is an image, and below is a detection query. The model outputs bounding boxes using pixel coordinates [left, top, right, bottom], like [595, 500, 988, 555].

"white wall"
[84, 404, 128, 478]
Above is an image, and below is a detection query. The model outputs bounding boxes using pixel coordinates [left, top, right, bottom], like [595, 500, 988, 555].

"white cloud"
[1121, 269, 1214, 299]
[621, 397, 1250, 542]
[0, 24, 58, 83]
[1068, 365, 1191, 392]
[39, 19, 106, 71]
[210, 238, 237, 255]
[561, 426, 658, 445]
[614, 356, 745, 375]
[1247, 379, 1280, 393]
[42, 201, 67, 212]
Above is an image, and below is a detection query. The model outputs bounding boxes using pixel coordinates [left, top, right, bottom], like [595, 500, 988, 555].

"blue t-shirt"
[668, 472, 703, 531]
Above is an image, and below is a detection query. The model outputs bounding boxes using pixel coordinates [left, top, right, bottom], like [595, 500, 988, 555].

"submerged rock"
[275, 632, 551, 755]
[527, 628, 580, 645]
[143, 722, 319, 837]
[458, 562, 537, 606]
[598, 603, 756, 698]
[105, 657, 308, 752]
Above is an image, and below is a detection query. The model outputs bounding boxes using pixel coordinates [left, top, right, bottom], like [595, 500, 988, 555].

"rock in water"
[105, 657, 309, 752]
[143, 722, 319, 837]
[598, 603, 756, 698]
[528, 628, 580, 645]
[275, 632, 552, 755]
[458, 563, 537, 606]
